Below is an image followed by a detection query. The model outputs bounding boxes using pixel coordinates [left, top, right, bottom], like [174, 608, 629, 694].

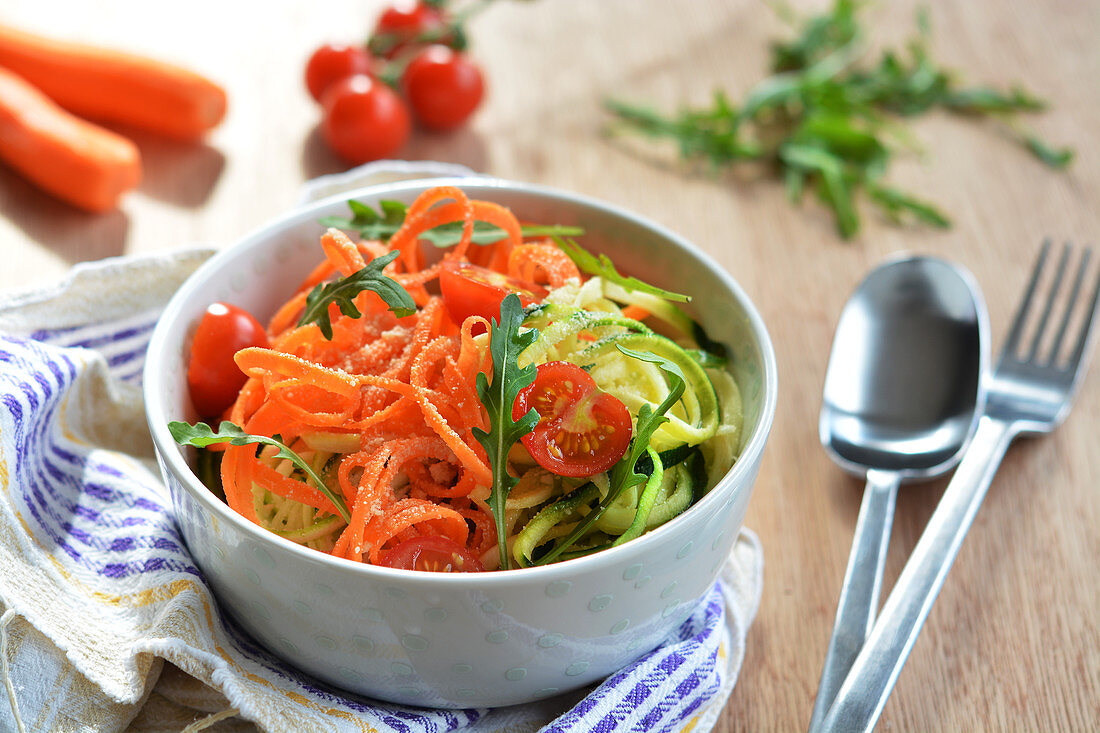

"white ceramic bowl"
[144, 178, 777, 708]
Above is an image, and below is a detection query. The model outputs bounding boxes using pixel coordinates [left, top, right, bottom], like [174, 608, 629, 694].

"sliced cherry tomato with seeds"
[512, 361, 632, 478]
[439, 260, 546, 327]
[380, 535, 484, 572]
[187, 302, 269, 418]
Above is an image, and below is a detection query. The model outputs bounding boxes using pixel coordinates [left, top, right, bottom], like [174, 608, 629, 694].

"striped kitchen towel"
[0, 164, 763, 733]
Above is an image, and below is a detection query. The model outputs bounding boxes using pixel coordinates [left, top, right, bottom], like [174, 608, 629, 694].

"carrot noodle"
[390, 186, 472, 273]
[507, 241, 581, 287]
[321, 227, 366, 277]
[361, 498, 469, 564]
[453, 497, 495, 553]
[207, 187, 560, 566]
[456, 316, 491, 380]
[469, 200, 522, 251]
[220, 444, 255, 523]
[267, 291, 308, 338]
[249, 456, 342, 515]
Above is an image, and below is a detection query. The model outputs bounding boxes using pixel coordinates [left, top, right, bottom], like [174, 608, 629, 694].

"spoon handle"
[808, 469, 900, 732]
[816, 416, 1016, 733]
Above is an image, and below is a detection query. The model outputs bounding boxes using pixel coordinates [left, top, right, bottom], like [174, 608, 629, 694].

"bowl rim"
[144, 176, 778, 585]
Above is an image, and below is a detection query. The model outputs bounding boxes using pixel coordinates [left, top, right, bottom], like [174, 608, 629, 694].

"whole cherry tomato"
[186, 302, 269, 418]
[401, 45, 485, 131]
[371, 1, 447, 58]
[321, 74, 410, 164]
[380, 536, 484, 572]
[438, 260, 546, 327]
[512, 361, 633, 478]
[304, 43, 374, 103]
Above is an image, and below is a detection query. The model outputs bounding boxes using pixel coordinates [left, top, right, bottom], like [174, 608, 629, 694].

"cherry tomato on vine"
[304, 43, 374, 103]
[187, 302, 269, 418]
[321, 74, 410, 164]
[401, 45, 485, 131]
[380, 536, 484, 572]
[512, 361, 633, 478]
[372, 1, 447, 59]
[439, 260, 546, 327]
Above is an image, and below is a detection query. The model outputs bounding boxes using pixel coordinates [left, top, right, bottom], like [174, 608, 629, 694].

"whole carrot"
[0, 24, 227, 141]
[0, 66, 141, 212]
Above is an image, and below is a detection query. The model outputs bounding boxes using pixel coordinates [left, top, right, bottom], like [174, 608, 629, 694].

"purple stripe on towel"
[28, 324, 83, 341]
[30, 320, 156, 350]
[107, 347, 147, 368]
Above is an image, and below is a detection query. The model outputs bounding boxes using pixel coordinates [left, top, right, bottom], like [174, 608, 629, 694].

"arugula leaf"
[535, 345, 686, 565]
[298, 249, 416, 339]
[420, 222, 586, 248]
[867, 184, 950, 228]
[168, 420, 351, 523]
[471, 293, 540, 571]
[606, 0, 1072, 239]
[318, 199, 407, 241]
[554, 237, 691, 303]
[320, 199, 585, 248]
[1024, 135, 1074, 169]
[942, 86, 1045, 114]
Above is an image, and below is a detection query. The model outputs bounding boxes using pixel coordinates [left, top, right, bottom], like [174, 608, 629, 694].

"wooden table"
[3, 1, 1098, 730]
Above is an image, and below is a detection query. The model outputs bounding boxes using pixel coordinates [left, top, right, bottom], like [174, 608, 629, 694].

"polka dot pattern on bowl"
[537, 633, 562, 648]
[588, 594, 613, 612]
[545, 580, 571, 597]
[402, 634, 429, 652]
[565, 661, 590, 677]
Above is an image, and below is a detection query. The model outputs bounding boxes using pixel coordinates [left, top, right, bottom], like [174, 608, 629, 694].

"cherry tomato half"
[304, 43, 374, 103]
[439, 260, 547, 326]
[321, 74, 410, 164]
[187, 302, 269, 418]
[380, 536, 484, 572]
[401, 45, 485, 131]
[512, 361, 633, 478]
[372, 1, 447, 58]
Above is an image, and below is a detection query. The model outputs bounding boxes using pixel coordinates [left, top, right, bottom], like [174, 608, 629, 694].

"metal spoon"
[808, 255, 987, 731]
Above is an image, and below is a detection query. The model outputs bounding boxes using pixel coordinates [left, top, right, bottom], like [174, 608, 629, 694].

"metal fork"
[815, 241, 1100, 733]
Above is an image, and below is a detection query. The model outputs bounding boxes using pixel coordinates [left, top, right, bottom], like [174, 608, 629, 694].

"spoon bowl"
[821, 257, 986, 475]
[808, 255, 987, 731]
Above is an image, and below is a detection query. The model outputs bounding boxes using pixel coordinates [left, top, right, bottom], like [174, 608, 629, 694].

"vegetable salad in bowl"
[145, 178, 775, 706]
[170, 185, 744, 572]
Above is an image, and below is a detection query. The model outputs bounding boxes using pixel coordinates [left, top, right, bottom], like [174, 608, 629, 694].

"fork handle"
[807, 469, 899, 732]
[815, 416, 1017, 733]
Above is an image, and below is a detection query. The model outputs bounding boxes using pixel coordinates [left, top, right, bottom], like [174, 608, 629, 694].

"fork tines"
[1004, 240, 1100, 369]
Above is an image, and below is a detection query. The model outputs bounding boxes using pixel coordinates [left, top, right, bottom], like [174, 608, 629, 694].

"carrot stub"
[0, 66, 140, 212]
[0, 23, 227, 141]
